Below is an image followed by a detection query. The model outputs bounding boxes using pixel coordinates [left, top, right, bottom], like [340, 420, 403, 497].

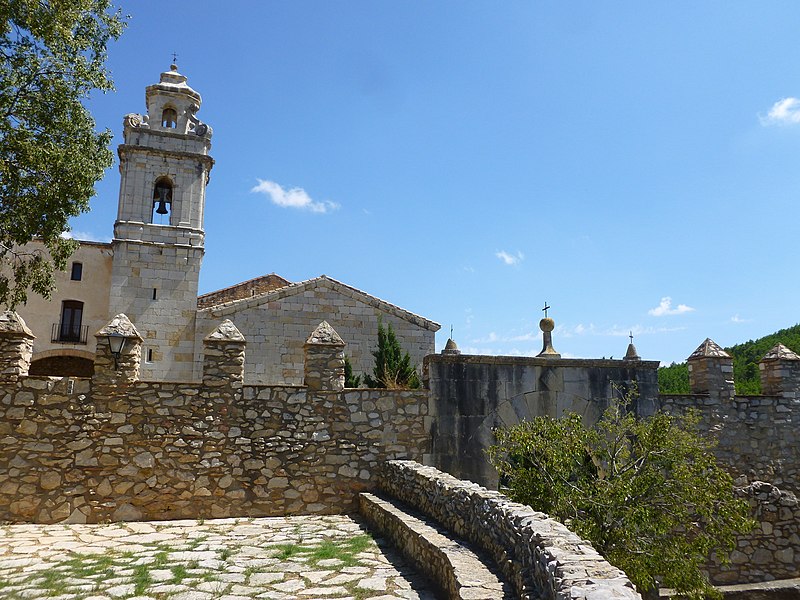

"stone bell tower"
[109, 64, 214, 381]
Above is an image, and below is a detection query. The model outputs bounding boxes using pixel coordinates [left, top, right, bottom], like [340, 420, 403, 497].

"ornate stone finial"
[624, 332, 640, 361]
[442, 337, 461, 355]
[536, 308, 560, 359]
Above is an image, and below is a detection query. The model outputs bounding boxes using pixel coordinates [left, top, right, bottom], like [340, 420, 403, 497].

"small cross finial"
[629, 331, 634, 344]
[542, 301, 550, 318]
[450, 325, 454, 339]
[172, 52, 178, 65]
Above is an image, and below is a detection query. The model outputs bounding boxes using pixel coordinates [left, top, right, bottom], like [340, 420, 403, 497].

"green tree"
[487, 397, 753, 599]
[344, 355, 361, 388]
[657, 362, 690, 394]
[364, 321, 420, 389]
[0, 1, 125, 308]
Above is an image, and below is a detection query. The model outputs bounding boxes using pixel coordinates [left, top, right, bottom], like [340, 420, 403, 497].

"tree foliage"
[0, 0, 125, 308]
[344, 355, 361, 388]
[487, 398, 753, 599]
[657, 362, 690, 394]
[364, 321, 420, 389]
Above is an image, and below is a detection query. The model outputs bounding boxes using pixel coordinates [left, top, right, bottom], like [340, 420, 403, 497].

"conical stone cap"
[204, 319, 245, 343]
[624, 342, 640, 361]
[762, 343, 800, 361]
[688, 338, 730, 360]
[305, 321, 344, 346]
[95, 314, 142, 341]
[0, 311, 34, 338]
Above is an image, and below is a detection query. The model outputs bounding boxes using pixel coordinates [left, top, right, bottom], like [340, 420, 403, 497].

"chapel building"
[19, 65, 439, 383]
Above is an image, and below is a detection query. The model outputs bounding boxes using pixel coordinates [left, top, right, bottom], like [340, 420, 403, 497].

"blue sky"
[73, 1, 800, 365]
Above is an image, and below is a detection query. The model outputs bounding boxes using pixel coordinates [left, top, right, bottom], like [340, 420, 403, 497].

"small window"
[147, 348, 154, 362]
[152, 288, 157, 300]
[70, 262, 82, 281]
[161, 107, 177, 128]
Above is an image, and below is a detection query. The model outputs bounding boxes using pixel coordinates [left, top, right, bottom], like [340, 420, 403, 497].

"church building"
[19, 65, 439, 384]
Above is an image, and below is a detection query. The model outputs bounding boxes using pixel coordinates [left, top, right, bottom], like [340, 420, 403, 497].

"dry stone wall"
[0, 377, 428, 523]
[659, 394, 800, 494]
[377, 460, 641, 600]
[708, 482, 800, 585]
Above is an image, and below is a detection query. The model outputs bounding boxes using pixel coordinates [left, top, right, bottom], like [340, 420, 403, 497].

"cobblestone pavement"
[0, 515, 439, 599]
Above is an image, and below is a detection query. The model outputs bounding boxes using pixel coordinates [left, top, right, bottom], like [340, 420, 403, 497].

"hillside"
[658, 323, 800, 394]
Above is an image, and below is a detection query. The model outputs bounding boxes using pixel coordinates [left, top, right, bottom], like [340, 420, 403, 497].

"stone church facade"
[19, 65, 439, 383]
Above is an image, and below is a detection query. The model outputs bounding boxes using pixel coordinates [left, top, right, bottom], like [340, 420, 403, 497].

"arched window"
[161, 107, 177, 128]
[152, 177, 173, 223]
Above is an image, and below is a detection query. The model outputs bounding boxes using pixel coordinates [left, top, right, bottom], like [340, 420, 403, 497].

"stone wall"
[425, 353, 660, 488]
[0, 377, 428, 523]
[708, 482, 800, 585]
[659, 394, 800, 494]
[377, 460, 641, 600]
[198, 276, 437, 386]
[0, 316, 429, 524]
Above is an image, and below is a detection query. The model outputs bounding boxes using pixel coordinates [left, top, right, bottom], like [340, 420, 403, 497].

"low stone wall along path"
[0, 515, 437, 599]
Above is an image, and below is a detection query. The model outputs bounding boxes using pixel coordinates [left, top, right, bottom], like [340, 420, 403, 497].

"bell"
[154, 187, 170, 215]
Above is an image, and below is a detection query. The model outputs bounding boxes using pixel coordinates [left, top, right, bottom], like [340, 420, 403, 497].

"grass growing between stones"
[274, 533, 373, 567]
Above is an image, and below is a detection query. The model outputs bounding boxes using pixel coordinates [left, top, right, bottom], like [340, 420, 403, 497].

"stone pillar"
[93, 314, 143, 385]
[0, 311, 35, 381]
[304, 321, 345, 392]
[203, 319, 246, 387]
[759, 343, 800, 398]
[687, 338, 734, 399]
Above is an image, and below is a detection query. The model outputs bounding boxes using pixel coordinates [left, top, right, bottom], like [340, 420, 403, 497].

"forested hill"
[658, 324, 800, 394]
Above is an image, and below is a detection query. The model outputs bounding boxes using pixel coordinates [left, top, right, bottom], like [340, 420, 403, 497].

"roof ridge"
[201, 274, 440, 331]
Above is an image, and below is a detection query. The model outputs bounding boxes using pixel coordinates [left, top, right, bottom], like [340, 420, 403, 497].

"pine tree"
[344, 355, 361, 388]
[364, 321, 420, 389]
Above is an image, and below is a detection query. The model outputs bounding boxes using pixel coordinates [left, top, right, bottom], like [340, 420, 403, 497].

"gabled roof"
[200, 274, 440, 332]
[198, 273, 291, 309]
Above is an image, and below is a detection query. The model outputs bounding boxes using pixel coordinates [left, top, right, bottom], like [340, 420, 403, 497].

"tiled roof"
[197, 273, 291, 309]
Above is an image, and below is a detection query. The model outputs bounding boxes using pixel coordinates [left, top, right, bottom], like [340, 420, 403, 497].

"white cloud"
[60, 230, 112, 243]
[648, 297, 695, 317]
[760, 97, 800, 126]
[495, 250, 524, 265]
[251, 179, 339, 213]
[731, 314, 750, 324]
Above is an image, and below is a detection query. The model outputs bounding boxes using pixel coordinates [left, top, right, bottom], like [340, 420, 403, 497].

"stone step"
[359, 491, 514, 600]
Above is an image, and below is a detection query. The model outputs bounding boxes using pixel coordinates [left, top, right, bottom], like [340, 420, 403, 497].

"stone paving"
[0, 515, 439, 599]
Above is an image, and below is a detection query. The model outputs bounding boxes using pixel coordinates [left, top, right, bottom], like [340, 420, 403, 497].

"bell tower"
[109, 64, 214, 381]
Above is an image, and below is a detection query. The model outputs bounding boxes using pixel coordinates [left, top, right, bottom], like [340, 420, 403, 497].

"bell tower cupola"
[109, 64, 214, 381]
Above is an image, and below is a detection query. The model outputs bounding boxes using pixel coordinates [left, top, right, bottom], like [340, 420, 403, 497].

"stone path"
[0, 515, 438, 599]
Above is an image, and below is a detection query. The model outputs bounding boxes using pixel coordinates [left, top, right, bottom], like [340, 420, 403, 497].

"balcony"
[51, 322, 88, 345]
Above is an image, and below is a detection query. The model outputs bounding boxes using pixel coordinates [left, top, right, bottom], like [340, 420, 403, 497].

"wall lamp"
[105, 332, 128, 370]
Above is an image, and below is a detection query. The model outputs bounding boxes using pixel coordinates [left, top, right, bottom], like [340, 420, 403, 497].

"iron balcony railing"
[51, 322, 88, 344]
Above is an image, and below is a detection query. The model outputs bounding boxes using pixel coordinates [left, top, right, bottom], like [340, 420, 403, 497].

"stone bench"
[359, 491, 512, 600]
